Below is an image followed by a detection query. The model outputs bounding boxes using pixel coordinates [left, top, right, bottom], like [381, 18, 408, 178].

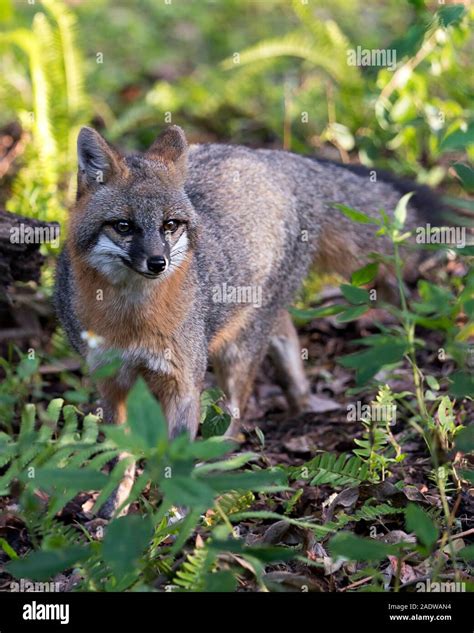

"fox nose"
[146, 255, 168, 274]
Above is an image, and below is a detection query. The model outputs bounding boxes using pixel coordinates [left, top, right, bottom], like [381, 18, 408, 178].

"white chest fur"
[120, 346, 172, 373]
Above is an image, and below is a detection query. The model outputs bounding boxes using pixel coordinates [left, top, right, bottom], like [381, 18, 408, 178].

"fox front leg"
[147, 373, 202, 441]
[96, 376, 137, 519]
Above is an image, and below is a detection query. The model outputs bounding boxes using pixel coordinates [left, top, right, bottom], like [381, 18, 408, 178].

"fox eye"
[163, 219, 179, 233]
[114, 220, 132, 234]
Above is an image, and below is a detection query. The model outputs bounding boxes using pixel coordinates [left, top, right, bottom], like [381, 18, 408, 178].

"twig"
[448, 527, 474, 542]
[341, 575, 373, 592]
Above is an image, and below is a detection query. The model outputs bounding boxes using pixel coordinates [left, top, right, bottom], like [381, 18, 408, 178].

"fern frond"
[1, 0, 90, 221]
[43, 0, 90, 193]
[0, 27, 57, 173]
[222, 32, 346, 82]
[292, 0, 354, 55]
[1, 401, 118, 508]
[327, 502, 403, 531]
[206, 490, 255, 526]
[43, 0, 87, 117]
[290, 452, 372, 487]
[0, 436, 15, 470]
[172, 545, 217, 592]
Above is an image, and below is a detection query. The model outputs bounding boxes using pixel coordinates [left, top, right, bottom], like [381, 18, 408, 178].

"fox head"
[69, 125, 199, 285]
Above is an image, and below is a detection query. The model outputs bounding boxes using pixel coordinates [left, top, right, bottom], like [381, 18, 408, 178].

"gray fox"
[54, 125, 442, 514]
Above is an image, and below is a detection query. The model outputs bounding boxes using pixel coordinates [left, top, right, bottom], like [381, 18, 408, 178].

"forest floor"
[2, 267, 472, 592]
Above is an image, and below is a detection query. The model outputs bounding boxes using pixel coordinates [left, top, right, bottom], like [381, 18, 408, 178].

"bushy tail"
[338, 161, 473, 233]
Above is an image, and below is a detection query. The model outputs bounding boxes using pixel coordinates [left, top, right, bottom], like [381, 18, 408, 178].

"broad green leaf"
[449, 370, 474, 399]
[340, 341, 407, 385]
[333, 203, 378, 225]
[209, 539, 297, 562]
[102, 515, 153, 578]
[336, 305, 369, 323]
[329, 532, 396, 562]
[91, 349, 122, 379]
[0, 0, 13, 21]
[200, 388, 225, 420]
[7, 546, 90, 581]
[405, 503, 438, 549]
[183, 437, 234, 461]
[289, 304, 345, 323]
[161, 476, 216, 508]
[455, 425, 474, 453]
[17, 356, 40, 380]
[340, 284, 370, 305]
[426, 375, 440, 391]
[458, 469, 474, 484]
[104, 425, 141, 452]
[440, 122, 474, 152]
[203, 570, 237, 592]
[195, 452, 257, 474]
[201, 404, 231, 438]
[438, 4, 466, 27]
[412, 280, 454, 318]
[390, 22, 427, 59]
[126, 377, 168, 451]
[464, 298, 474, 320]
[351, 262, 379, 286]
[453, 164, 474, 192]
[31, 468, 108, 491]
[203, 469, 287, 493]
[458, 545, 474, 561]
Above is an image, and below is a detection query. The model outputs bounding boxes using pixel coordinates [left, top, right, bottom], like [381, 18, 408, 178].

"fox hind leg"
[212, 331, 270, 438]
[267, 309, 313, 414]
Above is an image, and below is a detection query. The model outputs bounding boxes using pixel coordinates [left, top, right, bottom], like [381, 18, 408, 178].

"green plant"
[0, 0, 90, 223]
[221, 0, 472, 178]
[1, 378, 298, 591]
[286, 185, 472, 590]
[353, 385, 405, 481]
[0, 399, 117, 514]
[290, 452, 372, 486]
[200, 388, 231, 438]
[0, 349, 42, 430]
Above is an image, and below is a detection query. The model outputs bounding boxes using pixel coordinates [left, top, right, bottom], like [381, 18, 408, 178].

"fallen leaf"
[324, 487, 359, 522]
[307, 394, 342, 413]
[283, 435, 314, 454]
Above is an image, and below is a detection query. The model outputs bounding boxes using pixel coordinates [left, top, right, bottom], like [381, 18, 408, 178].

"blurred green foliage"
[0, 0, 472, 225]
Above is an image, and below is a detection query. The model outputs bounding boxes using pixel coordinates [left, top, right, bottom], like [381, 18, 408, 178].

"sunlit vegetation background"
[1, 0, 472, 225]
[0, 0, 472, 594]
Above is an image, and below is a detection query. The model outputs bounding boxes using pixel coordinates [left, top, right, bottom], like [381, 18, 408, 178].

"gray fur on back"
[55, 141, 426, 354]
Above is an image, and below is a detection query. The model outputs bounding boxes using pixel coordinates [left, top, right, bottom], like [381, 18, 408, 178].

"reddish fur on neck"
[68, 245, 192, 350]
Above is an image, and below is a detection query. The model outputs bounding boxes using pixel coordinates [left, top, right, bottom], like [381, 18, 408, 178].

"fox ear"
[77, 127, 122, 186]
[146, 125, 188, 167]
